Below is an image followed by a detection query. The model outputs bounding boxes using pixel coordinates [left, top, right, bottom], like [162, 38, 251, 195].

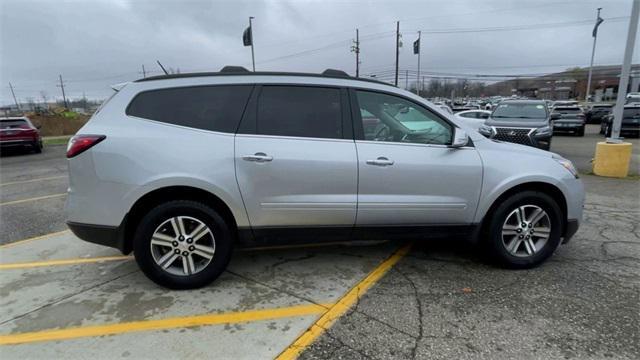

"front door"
[235, 85, 357, 233]
[351, 89, 483, 227]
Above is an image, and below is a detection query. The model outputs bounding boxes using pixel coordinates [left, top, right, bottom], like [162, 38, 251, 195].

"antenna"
[156, 60, 169, 75]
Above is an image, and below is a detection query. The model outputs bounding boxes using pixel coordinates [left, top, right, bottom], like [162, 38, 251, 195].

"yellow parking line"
[0, 303, 331, 346]
[0, 193, 67, 206]
[0, 255, 132, 270]
[0, 176, 66, 187]
[276, 243, 412, 360]
[0, 230, 71, 249]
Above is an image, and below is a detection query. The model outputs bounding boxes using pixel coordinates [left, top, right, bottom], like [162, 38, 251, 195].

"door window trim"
[348, 87, 459, 144]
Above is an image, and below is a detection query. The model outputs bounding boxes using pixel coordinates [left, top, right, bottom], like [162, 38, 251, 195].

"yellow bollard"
[592, 141, 633, 178]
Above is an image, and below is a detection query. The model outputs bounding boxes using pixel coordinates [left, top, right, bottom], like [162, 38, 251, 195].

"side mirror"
[450, 128, 469, 148]
[550, 112, 562, 120]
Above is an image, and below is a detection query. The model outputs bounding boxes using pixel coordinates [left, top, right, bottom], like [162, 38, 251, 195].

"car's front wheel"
[133, 200, 233, 289]
[484, 191, 563, 269]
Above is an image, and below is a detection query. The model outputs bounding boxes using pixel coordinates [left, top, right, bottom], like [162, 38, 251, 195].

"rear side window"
[126, 85, 253, 133]
[257, 86, 342, 139]
[0, 120, 29, 129]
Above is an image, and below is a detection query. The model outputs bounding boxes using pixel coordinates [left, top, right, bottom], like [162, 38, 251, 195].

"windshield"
[555, 108, 581, 114]
[0, 120, 29, 129]
[492, 103, 547, 119]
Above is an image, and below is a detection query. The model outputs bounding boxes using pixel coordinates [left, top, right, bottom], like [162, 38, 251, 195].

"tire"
[576, 126, 585, 137]
[605, 123, 612, 137]
[33, 141, 42, 153]
[483, 191, 563, 269]
[133, 200, 233, 289]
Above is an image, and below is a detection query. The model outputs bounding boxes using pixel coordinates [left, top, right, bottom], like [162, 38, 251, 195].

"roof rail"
[220, 66, 250, 73]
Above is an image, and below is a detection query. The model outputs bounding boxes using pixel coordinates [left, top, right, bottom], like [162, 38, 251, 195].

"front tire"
[484, 191, 563, 269]
[133, 200, 233, 289]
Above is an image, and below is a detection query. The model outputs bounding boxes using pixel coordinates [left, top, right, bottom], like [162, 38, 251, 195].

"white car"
[455, 110, 491, 130]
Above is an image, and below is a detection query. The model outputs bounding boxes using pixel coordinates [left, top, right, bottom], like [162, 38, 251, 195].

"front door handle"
[242, 152, 273, 162]
[366, 157, 394, 166]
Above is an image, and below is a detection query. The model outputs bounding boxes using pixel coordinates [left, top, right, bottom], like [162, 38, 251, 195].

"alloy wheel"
[501, 205, 551, 258]
[150, 216, 216, 276]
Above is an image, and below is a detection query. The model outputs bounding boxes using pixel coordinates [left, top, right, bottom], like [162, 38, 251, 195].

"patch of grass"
[43, 136, 71, 146]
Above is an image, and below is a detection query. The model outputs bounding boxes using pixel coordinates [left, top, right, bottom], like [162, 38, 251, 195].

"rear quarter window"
[126, 85, 253, 133]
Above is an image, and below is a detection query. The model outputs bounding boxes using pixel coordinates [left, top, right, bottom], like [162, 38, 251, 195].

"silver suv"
[65, 68, 584, 289]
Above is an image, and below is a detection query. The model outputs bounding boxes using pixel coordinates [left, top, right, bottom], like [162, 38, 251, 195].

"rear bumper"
[67, 221, 128, 254]
[0, 139, 36, 147]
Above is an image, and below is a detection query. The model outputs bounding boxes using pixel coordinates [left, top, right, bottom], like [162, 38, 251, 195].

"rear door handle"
[366, 157, 394, 166]
[242, 152, 273, 162]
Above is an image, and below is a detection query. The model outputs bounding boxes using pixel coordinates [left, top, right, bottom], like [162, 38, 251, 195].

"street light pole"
[417, 31, 421, 96]
[610, 0, 639, 140]
[585, 8, 602, 102]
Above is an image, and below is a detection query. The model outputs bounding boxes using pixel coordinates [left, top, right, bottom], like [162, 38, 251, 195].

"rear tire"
[605, 123, 612, 137]
[483, 191, 563, 269]
[576, 126, 585, 137]
[33, 141, 42, 153]
[133, 200, 233, 289]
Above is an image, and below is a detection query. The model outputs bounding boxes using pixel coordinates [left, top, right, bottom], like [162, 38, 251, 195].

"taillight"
[66, 134, 106, 158]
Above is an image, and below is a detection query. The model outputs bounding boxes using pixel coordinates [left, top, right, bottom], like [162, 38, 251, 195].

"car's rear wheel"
[33, 141, 42, 153]
[133, 200, 233, 289]
[605, 123, 612, 137]
[576, 126, 585, 137]
[484, 191, 563, 269]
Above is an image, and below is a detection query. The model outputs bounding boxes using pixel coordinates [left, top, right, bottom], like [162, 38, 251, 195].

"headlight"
[478, 124, 493, 137]
[553, 155, 579, 178]
[534, 125, 552, 136]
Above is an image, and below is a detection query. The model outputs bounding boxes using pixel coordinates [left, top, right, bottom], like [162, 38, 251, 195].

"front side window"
[126, 85, 253, 133]
[356, 90, 452, 145]
[257, 86, 342, 139]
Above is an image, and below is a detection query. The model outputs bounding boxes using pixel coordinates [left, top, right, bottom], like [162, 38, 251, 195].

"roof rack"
[135, 66, 391, 86]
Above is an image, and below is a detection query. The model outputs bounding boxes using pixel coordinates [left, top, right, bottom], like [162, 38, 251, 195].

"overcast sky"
[1, 0, 637, 105]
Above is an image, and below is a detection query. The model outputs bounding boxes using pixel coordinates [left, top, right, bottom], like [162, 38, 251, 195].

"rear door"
[235, 85, 357, 234]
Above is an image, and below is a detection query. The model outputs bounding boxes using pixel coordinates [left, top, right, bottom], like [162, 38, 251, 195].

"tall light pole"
[585, 8, 603, 102]
[395, 21, 400, 87]
[610, 0, 639, 140]
[416, 31, 422, 96]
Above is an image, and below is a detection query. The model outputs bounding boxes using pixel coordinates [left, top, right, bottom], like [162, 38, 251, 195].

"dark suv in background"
[552, 106, 585, 136]
[586, 103, 613, 124]
[600, 104, 640, 137]
[479, 100, 557, 150]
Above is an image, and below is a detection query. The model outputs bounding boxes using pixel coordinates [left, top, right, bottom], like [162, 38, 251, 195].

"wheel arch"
[121, 186, 238, 254]
[476, 181, 568, 241]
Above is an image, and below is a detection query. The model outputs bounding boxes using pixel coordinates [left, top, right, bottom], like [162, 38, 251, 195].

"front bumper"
[67, 221, 128, 254]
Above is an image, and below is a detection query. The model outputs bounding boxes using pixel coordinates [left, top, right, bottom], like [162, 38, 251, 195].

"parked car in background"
[626, 92, 640, 104]
[479, 100, 557, 150]
[552, 106, 585, 136]
[600, 104, 640, 137]
[433, 102, 454, 115]
[586, 103, 613, 124]
[455, 110, 491, 131]
[65, 68, 583, 289]
[552, 100, 579, 108]
[0, 117, 43, 153]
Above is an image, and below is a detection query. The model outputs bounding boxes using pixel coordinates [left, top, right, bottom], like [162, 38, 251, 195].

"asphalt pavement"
[1, 129, 639, 359]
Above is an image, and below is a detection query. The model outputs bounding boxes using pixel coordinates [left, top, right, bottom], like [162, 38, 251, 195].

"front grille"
[493, 127, 533, 145]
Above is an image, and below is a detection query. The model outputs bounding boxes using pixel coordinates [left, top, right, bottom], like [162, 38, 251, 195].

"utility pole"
[405, 70, 409, 89]
[394, 21, 400, 87]
[610, 0, 639, 140]
[586, 7, 603, 102]
[57, 75, 68, 109]
[351, 29, 360, 77]
[8, 82, 20, 111]
[141, 64, 147, 78]
[249, 16, 256, 72]
[417, 31, 422, 96]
